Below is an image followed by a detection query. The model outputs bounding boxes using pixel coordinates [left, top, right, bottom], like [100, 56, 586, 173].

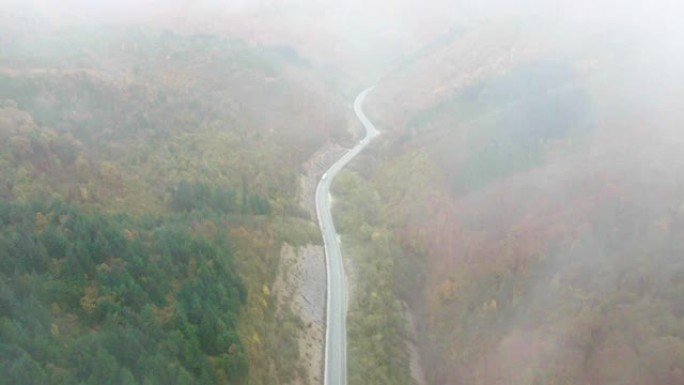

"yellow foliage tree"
[35, 212, 48, 233]
[80, 285, 98, 314]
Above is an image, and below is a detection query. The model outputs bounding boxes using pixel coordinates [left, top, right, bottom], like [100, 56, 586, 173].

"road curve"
[317, 87, 379, 385]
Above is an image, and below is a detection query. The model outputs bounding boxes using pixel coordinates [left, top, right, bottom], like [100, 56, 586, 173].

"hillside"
[0, 24, 348, 385]
[361, 17, 684, 385]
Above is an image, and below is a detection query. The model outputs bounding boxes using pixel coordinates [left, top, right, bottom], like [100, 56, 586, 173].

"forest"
[361, 19, 684, 385]
[4, 2, 684, 385]
[0, 201, 247, 384]
[0, 20, 345, 385]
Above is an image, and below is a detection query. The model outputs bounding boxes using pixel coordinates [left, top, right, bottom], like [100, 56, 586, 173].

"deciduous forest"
[0, 19, 346, 385]
[364, 19, 684, 385]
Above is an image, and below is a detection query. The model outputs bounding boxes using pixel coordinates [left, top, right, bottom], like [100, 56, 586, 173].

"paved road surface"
[317, 87, 379, 385]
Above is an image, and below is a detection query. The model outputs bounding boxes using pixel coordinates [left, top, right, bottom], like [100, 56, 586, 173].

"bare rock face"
[273, 243, 326, 385]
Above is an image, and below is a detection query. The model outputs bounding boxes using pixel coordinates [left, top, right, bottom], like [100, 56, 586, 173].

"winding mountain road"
[316, 87, 379, 385]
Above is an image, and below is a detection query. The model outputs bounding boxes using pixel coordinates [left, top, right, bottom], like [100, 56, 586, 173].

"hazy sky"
[3, 0, 683, 84]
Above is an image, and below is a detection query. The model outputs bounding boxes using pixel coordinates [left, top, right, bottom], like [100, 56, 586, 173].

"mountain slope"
[364, 18, 684, 385]
[0, 24, 348, 385]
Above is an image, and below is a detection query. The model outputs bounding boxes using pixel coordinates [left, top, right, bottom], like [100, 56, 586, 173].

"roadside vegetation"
[332, 169, 418, 385]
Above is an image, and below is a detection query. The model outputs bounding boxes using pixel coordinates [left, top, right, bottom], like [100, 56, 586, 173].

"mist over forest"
[1, 1, 684, 385]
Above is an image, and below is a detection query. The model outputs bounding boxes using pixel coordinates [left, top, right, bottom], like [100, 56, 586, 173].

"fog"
[4, 0, 683, 82]
[2, 1, 684, 384]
